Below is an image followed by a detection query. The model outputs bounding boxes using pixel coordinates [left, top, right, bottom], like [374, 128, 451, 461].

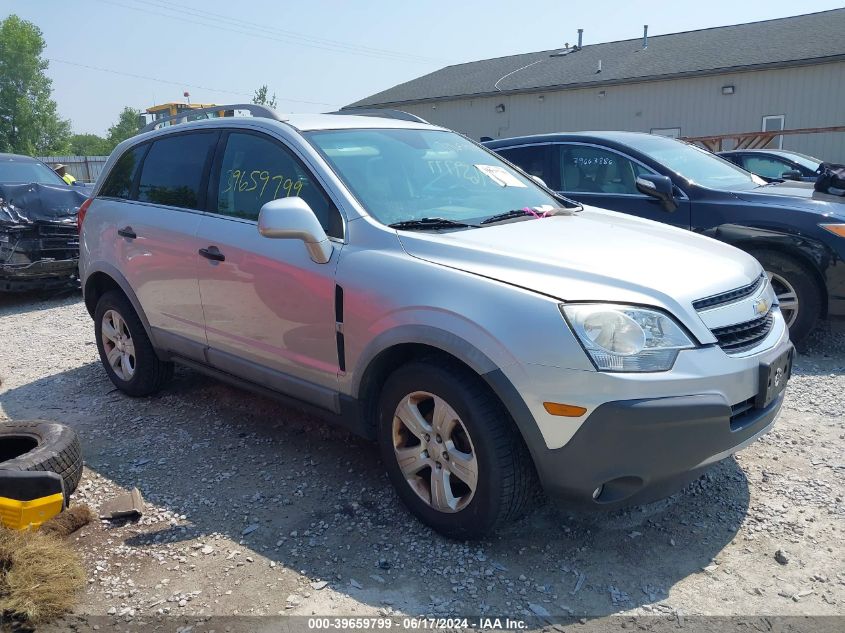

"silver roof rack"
[330, 108, 429, 124]
[138, 104, 282, 134]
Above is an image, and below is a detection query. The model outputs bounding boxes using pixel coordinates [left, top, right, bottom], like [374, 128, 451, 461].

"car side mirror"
[257, 197, 333, 264]
[781, 170, 802, 181]
[530, 175, 548, 188]
[636, 175, 678, 212]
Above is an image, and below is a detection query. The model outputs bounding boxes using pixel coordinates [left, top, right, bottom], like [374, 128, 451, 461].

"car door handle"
[117, 226, 136, 239]
[198, 246, 225, 262]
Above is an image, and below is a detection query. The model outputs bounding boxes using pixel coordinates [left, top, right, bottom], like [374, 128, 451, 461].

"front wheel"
[377, 360, 535, 538]
[751, 250, 823, 345]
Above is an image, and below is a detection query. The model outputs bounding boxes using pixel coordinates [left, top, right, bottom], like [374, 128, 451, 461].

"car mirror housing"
[636, 175, 678, 212]
[781, 170, 802, 181]
[257, 197, 333, 264]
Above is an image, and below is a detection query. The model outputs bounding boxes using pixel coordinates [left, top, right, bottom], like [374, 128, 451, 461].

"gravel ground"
[0, 291, 843, 631]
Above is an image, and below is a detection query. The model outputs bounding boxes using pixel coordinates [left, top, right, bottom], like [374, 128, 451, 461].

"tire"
[377, 359, 536, 539]
[0, 420, 83, 496]
[94, 290, 173, 396]
[750, 250, 823, 345]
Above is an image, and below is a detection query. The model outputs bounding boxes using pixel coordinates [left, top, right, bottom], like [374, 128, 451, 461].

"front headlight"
[560, 303, 695, 372]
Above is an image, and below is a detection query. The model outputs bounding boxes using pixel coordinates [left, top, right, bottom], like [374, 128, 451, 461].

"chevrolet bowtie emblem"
[754, 297, 770, 315]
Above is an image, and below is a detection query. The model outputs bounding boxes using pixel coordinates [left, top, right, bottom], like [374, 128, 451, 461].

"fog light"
[592, 485, 604, 500]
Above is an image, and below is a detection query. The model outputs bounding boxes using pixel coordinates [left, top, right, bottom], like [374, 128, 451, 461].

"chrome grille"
[692, 274, 765, 311]
[710, 311, 774, 354]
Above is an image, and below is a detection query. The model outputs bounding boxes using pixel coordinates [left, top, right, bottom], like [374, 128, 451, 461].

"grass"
[0, 514, 87, 624]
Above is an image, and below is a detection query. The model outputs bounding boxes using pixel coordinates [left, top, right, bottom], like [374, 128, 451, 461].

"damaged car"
[0, 154, 86, 292]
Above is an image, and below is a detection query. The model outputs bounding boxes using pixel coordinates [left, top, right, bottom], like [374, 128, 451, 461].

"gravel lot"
[0, 291, 843, 630]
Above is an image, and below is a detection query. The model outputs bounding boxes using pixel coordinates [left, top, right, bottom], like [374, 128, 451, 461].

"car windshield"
[621, 135, 763, 190]
[778, 152, 821, 172]
[306, 128, 562, 226]
[0, 159, 66, 186]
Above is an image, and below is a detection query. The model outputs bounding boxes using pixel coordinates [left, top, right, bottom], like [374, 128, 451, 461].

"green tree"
[70, 133, 110, 156]
[0, 15, 71, 155]
[252, 85, 278, 109]
[106, 107, 141, 149]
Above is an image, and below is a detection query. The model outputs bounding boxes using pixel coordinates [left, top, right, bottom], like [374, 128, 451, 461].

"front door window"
[214, 132, 343, 238]
[742, 155, 792, 180]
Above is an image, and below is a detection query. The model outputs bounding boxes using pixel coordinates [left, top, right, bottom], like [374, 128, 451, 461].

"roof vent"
[578, 29, 584, 48]
[551, 43, 579, 57]
[642, 25, 648, 49]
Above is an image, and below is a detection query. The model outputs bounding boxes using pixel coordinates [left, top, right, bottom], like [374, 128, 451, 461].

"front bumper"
[0, 258, 79, 292]
[532, 390, 783, 508]
[486, 319, 792, 509]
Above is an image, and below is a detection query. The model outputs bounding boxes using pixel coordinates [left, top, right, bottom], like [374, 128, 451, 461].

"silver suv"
[79, 107, 792, 537]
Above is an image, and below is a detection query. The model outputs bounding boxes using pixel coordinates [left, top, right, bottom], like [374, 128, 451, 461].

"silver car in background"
[79, 108, 792, 537]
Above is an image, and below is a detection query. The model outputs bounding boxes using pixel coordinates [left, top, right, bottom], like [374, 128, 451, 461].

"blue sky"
[6, 0, 843, 135]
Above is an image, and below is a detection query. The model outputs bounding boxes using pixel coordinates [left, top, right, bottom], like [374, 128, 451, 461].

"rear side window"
[100, 145, 146, 199]
[559, 145, 645, 195]
[137, 132, 217, 209]
[213, 132, 342, 238]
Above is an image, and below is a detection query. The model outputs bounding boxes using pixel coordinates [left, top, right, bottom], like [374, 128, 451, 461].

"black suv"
[484, 132, 845, 343]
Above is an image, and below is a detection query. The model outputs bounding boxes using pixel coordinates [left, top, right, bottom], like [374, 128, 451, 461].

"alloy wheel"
[101, 309, 136, 381]
[392, 391, 478, 513]
[766, 271, 799, 328]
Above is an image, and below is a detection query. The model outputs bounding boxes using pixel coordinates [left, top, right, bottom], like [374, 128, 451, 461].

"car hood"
[0, 182, 87, 225]
[398, 207, 761, 342]
[735, 181, 845, 216]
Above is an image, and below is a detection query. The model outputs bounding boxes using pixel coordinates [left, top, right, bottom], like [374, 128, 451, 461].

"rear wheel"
[377, 360, 535, 538]
[751, 250, 823, 345]
[94, 291, 173, 396]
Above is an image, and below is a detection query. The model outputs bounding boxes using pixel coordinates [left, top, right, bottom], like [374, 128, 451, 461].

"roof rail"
[138, 104, 282, 134]
[331, 108, 429, 124]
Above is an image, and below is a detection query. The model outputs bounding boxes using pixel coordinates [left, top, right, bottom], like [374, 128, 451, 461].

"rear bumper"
[533, 390, 782, 508]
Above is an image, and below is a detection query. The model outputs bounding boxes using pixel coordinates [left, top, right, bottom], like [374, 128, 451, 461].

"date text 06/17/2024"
[306, 617, 528, 630]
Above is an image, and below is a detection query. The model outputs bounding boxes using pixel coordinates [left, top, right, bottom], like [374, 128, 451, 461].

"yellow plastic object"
[0, 493, 64, 530]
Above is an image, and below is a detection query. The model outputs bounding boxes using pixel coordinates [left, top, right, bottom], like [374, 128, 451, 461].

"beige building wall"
[393, 61, 845, 162]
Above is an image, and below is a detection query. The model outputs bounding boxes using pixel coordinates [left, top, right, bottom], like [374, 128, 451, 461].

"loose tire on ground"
[377, 359, 536, 539]
[94, 290, 174, 397]
[0, 420, 83, 496]
[750, 250, 823, 345]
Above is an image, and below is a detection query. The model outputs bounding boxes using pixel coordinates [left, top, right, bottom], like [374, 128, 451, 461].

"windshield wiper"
[480, 206, 578, 225]
[388, 217, 478, 230]
[480, 209, 539, 225]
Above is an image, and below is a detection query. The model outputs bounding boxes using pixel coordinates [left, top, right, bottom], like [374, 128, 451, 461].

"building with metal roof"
[345, 9, 845, 161]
